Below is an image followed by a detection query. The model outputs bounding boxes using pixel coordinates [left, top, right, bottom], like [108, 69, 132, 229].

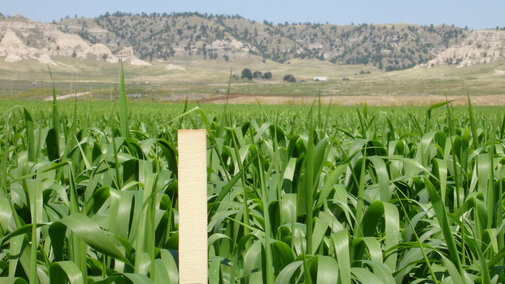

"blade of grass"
[425, 177, 463, 274]
[119, 60, 128, 138]
[24, 108, 35, 162]
[305, 106, 315, 255]
[255, 149, 274, 284]
[467, 91, 478, 148]
[48, 66, 60, 161]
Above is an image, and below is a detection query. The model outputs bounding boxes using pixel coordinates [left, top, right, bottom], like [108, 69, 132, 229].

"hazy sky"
[2, 0, 505, 29]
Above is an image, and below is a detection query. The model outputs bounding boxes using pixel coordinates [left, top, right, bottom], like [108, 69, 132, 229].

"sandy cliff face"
[425, 30, 505, 68]
[0, 28, 56, 65]
[117, 47, 151, 65]
[208, 38, 253, 57]
[0, 16, 145, 65]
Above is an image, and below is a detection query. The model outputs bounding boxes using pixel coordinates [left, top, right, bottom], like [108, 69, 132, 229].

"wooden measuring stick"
[178, 129, 207, 283]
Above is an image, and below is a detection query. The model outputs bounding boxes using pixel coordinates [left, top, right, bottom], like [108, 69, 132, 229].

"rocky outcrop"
[0, 29, 56, 65]
[425, 30, 505, 68]
[118, 47, 150, 65]
[0, 16, 145, 66]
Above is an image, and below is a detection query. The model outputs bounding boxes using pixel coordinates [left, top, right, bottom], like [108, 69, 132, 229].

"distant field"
[1, 57, 505, 104]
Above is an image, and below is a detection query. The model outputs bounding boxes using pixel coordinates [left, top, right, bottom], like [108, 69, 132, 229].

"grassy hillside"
[56, 12, 469, 70]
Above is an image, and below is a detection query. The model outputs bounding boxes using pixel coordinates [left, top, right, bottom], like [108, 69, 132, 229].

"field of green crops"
[2, 69, 505, 283]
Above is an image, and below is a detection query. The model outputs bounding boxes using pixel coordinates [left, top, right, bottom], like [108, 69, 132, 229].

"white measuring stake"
[178, 129, 207, 284]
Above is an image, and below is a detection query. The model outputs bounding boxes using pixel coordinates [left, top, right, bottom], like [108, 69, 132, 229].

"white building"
[314, 76, 328, 81]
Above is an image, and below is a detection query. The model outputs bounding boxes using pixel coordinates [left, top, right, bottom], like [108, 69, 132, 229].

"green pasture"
[1, 57, 505, 100]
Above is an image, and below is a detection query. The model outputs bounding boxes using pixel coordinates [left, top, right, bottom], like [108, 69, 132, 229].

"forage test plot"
[1, 68, 505, 283]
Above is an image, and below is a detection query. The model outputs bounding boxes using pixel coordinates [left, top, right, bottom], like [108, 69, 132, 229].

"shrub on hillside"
[283, 74, 296, 82]
[253, 71, 262, 79]
[241, 68, 253, 80]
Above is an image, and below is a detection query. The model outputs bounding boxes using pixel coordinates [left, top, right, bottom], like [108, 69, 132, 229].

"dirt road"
[44, 92, 90, 101]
